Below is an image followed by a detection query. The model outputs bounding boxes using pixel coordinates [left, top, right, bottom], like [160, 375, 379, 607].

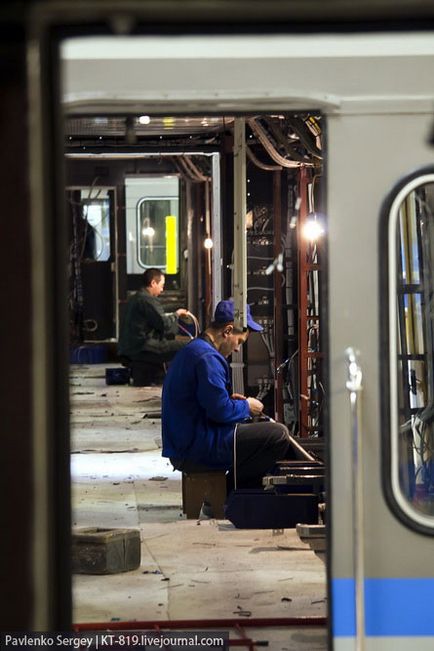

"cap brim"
[247, 320, 263, 332]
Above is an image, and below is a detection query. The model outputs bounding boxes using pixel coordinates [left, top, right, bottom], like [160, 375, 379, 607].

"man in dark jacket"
[118, 268, 189, 362]
[162, 299, 290, 489]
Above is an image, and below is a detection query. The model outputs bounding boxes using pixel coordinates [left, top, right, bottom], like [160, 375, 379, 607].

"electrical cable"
[248, 118, 313, 169]
[183, 155, 211, 182]
[286, 116, 323, 160]
[178, 310, 200, 339]
[185, 310, 199, 337]
[176, 156, 203, 183]
[233, 424, 239, 490]
[263, 117, 309, 163]
[246, 145, 282, 171]
[178, 323, 194, 339]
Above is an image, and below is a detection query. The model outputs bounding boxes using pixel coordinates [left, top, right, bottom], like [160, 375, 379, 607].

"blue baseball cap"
[213, 300, 263, 332]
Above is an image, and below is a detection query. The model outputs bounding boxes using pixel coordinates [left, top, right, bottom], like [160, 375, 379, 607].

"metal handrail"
[346, 347, 365, 651]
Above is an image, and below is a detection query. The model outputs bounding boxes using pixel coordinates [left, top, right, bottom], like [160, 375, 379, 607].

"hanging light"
[302, 214, 325, 241]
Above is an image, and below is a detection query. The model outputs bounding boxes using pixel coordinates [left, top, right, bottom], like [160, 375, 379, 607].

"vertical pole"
[28, 30, 71, 627]
[2, 28, 34, 630]
[211, 153, 222, 312]
[232, 118, 247, 394]
[298, 167, 310, 437]
[186, 180, 196, 316]
[273, 170, 284, 421]
[195, 184, 204, 322]
[346, 348, 365, 651]
[112, 189, 120, 341]
[233, 118, 247, 331]
[204, 180, 212, 322]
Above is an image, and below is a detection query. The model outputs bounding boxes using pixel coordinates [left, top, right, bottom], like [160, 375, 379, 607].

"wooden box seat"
[182, 470, 227, 519]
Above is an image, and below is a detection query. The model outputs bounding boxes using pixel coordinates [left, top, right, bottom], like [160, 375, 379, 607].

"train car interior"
[63, 35, 330, 648]
[66, 109, 328, 640]
[66, 111, 325, 426]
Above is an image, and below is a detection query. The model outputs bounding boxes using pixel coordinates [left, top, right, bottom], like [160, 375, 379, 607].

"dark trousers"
[131, 339, 186, 363]
[171, 421, 290, 491]
[231, 421, 290, 489]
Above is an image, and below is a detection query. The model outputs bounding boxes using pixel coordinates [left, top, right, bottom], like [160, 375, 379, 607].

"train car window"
[137, 197, 179, 271]
[125, 176, 179, 275]
[385, 167, 434, 532]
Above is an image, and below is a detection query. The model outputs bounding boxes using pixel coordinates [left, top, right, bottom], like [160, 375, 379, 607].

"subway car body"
[3, 2, 434, 650]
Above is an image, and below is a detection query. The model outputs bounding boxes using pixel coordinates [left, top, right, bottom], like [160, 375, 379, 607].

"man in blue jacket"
[162, 300, 290, 489]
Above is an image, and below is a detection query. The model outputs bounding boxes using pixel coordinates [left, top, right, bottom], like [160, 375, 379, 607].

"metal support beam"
[232, 118, 247, 330]
[211, 152, 222, 312]
[298, 167, 310, 437]
[273, 170, 284, 422]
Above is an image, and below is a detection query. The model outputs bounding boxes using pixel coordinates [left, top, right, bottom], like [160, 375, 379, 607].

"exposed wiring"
[86, 176, 101, 200]
[246, 145, 282, 171]
[248, 117, 314, 168]
[233, 424, 239, 490]
[176, 156, 205, 183]
[264, 117, 308, 163]
[261, 217, 271, 233]
[183, 155, 211, 182]
[265, 251, 284, 275]
[178, 310, 200, 339]
[186, 310, 200, 337]
[256, 377, 273, 401]
[284, 349, 299, 402]
[178, 323, 194, 339]
[286, 116, 322, 160]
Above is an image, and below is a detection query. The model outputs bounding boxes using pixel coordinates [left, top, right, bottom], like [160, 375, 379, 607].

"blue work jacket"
[161, 337, 250, 469]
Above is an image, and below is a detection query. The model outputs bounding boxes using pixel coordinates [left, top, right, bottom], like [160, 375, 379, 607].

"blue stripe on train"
[333, 577, 434, 636]
[332, 578, 356, 636]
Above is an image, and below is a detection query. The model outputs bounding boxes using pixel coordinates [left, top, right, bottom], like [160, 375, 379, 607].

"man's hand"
[247, 397, 264, 416]
[176, 308, 189, 319]
[231, 393, 246, 400]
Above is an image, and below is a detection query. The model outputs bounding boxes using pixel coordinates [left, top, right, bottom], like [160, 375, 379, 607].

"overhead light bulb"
[302, 217, 324, 242]
[204, 238, 213, 249]
[138, 115, 151, 125]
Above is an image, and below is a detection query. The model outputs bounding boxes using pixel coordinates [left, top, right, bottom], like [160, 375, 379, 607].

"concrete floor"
[71, 364, 328, 650]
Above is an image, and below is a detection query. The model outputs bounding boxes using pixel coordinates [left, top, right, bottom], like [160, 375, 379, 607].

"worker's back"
[161, 337, 249, 468]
